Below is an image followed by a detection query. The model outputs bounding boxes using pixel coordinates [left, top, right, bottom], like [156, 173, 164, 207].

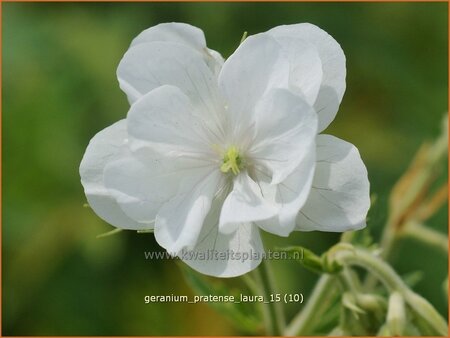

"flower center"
[220, 146, 243, 175]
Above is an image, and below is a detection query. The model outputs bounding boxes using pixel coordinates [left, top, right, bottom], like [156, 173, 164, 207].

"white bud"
[387, 292, 406, 336]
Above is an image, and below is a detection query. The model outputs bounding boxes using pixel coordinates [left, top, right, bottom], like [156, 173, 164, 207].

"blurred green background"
[3, 2, 448, 335]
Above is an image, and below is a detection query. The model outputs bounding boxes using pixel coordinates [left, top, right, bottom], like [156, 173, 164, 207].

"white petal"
[249, 88, 318, 184]
[218, 33, 290, 141]
[131, 22, 206, 50]
[219, 172, 279, 234]
[103, 154, 209, 224]
[117, 41, 222, 111]
[313, 87, 342, 134]
[270, 36, 323, 106]
[254, 148, 316, 237]
[296, 135, 370, 232]
[126, 85, 223, 158]
[181, 196, 264, 277]
[207, 49, 225, 75]
[268, 24, 346, 132]
[130, 22, 223, 75]
[79, 120, 148, 230]
[154, 170, 223, 254]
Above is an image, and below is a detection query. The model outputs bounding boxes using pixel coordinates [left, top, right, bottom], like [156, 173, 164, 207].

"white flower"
[80, 22, 370, 277]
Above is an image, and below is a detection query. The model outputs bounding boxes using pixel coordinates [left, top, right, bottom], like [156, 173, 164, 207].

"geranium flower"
[80, 23, 370, 277]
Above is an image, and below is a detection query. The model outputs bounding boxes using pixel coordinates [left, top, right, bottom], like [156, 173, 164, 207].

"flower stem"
[284, 274, 336, 336]
[377, 116, 448, 262]
[401, 222, 448, 254]
[255, 260, 284, 335]
[331, 247, 448, 336]
[367, 219, 448, 289]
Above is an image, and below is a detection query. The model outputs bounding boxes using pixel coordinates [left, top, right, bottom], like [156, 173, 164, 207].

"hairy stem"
[401, 222, 448, 254]
[332, 247, 447, 336]
[255, 260, 285, 335]
[284, 274, 336, 336]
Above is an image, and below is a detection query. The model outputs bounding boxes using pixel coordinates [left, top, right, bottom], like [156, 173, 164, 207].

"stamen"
[220, 146, 243, 175]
